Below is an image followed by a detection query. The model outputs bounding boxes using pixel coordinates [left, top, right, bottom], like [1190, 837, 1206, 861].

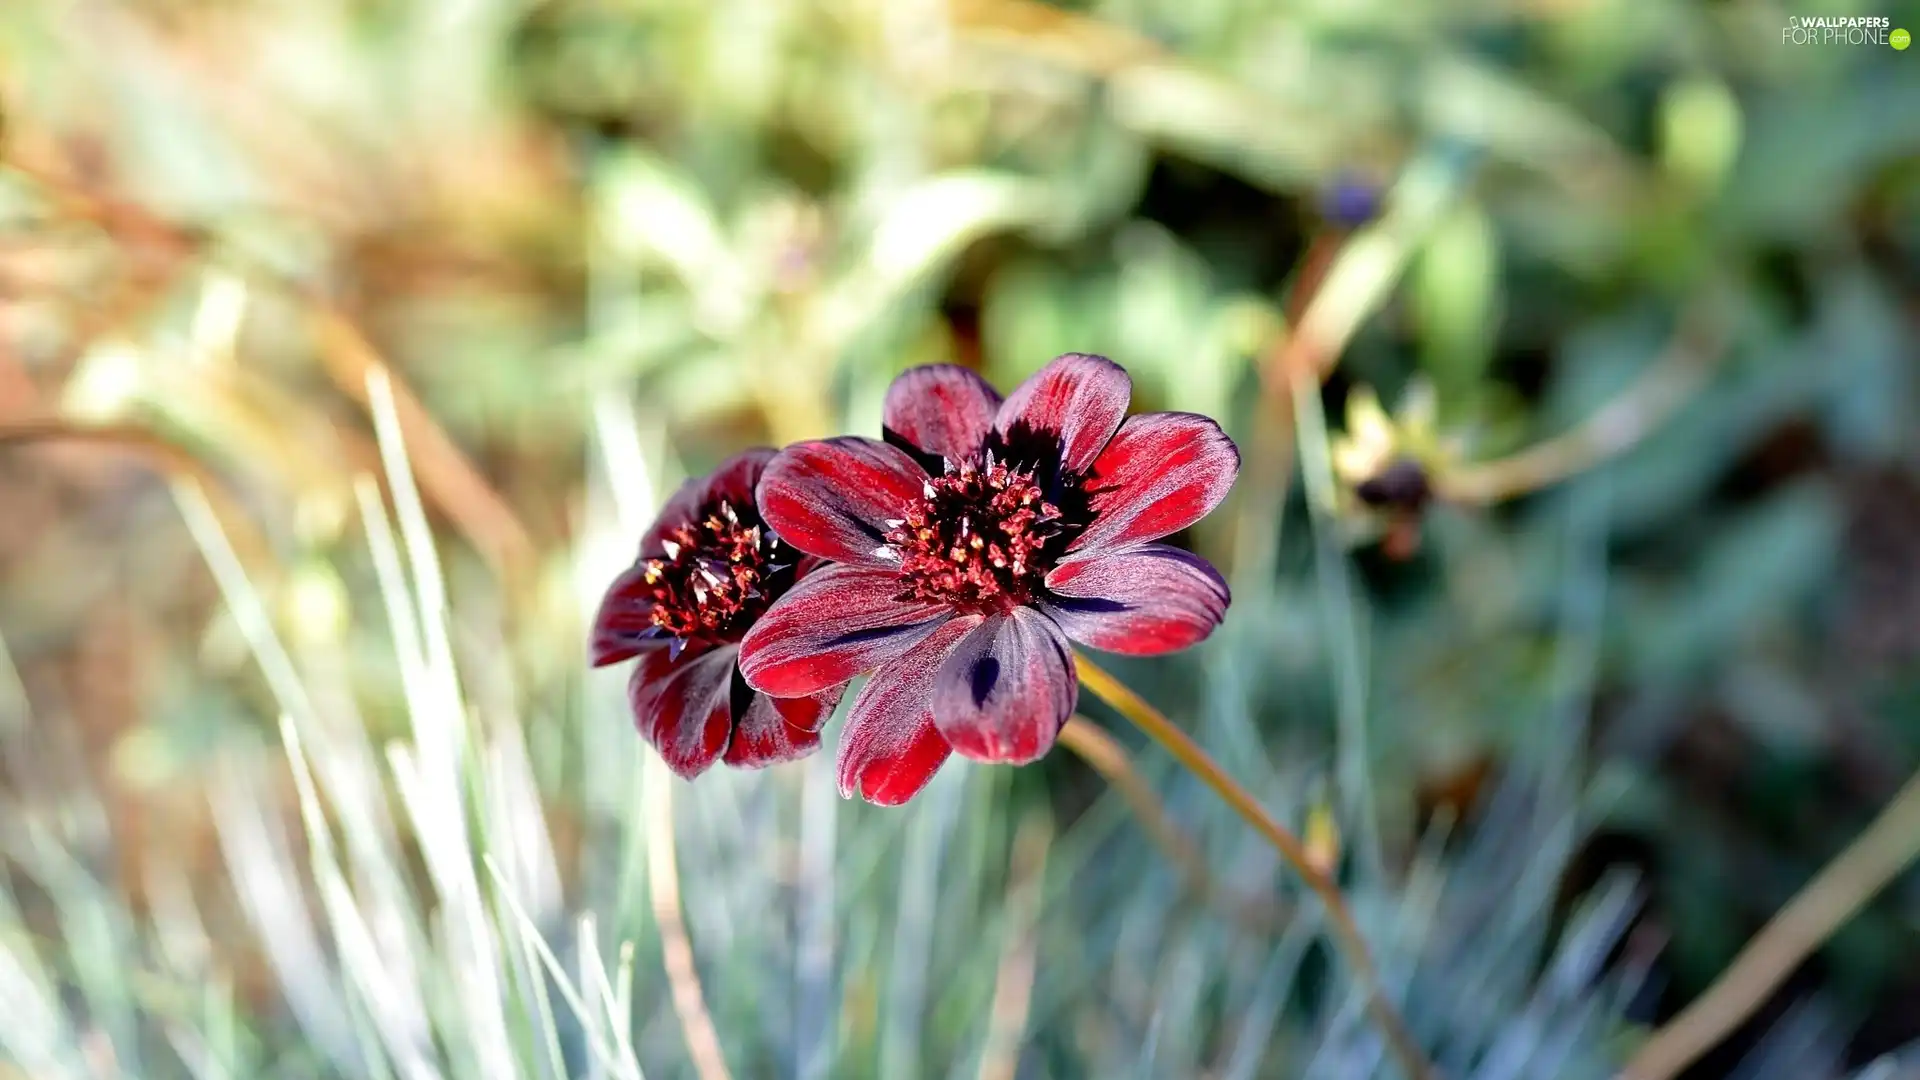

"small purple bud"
[1321, 172, 1383, 229]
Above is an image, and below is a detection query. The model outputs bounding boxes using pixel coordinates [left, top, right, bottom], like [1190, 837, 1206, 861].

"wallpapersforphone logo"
[1782, 15, 1907, 46]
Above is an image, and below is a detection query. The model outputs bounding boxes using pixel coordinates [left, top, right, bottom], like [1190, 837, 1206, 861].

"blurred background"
[0, 1, 1916, 1078]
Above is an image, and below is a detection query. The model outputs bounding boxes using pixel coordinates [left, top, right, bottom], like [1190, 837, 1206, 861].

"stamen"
[883, 459, 1069, 614]
[636, 497, 785, 645]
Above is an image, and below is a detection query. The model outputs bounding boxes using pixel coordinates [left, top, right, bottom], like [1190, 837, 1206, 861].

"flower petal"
[603, 449, 780, 663]
[932, 607, 1075, 764]
[739, 564, 951, 698]
[629, 645, 736, 780]
[1041, 544, 1230, 656]
[770, 685, 846, 733]
[632, 448, 776, 561]
[700, 446, 777, 510]
[723, 680, 834, 769]
[1070, 412, 1239, 554]
[590, 562, 659, 666]
[635, 476, 708, 559]
[883, 364, 1003, 463]
[757, 437, 927, 565]
[993, 353, 1131, 475]
[836, 617, 979, 806]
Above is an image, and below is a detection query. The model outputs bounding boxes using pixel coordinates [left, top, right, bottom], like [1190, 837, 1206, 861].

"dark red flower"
[592, 449, 843, 779]
[739, 353, 1238, 805]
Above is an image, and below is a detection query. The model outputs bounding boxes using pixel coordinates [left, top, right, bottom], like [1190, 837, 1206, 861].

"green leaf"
[1413, 200, 1501, 408]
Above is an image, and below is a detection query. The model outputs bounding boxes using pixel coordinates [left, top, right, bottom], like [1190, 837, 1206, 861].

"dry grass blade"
[1621, 766, 1920, 1080]
[643, 757, 734, 1080]
[977, 812, 1051, 1080]
[945, 0, 1162, 74]
[1440, 305, 1728, 505]
[1, 159, 536, 582]
[311, 309, 536, 579]
[0, 416, 271, 568]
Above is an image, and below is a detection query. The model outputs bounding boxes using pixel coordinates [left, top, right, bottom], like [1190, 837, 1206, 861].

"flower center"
[885, 458, 1064, 614]
[640, 501, 783, 643]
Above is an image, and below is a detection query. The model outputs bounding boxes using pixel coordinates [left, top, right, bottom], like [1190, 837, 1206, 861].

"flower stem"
[1057, 716, 1288, 934]
[1075, 653, 1437, 1080]
[1435, 305, 1724, 506]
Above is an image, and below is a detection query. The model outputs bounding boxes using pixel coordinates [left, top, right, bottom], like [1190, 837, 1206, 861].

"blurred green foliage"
[0, 0, 1916, 1077]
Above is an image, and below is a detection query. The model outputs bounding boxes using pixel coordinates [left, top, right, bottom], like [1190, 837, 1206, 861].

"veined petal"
[1041, 544, 1230, 656]
[636, 476, 708, 559]
[700, 446, 777, 510]
[883, 364, 1002, 463]
[836, 617, 979, 806]
[932, 607, 1075, 764]
[590, 562, 659, 666]
[739, 564, 950, 698]
[1071, 412, 1239, 554]
[757, 437, 927, 565]
[723, 682, 833, 769]
[630, 645, 736, 780]
[769, 685, 845, 734]
[993, 353, 1131, 475]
